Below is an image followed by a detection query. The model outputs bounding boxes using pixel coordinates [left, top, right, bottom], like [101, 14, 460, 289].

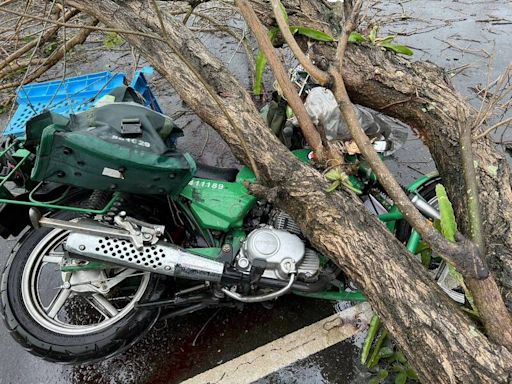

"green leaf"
[289, 26, 299, 34]
[292, 26, 335, 42]
[268, 27, 280, 42]
[420, 248, 432, 268]
[348, 31, 366, 43]
[325, 180, 341, 193]
[361, 314, 381, 364]
[277, 0, 289, 22]
[367, 329, 388, 369]
[406, 367, 418, 380]
[254, 50, 267, 96]
[103, 32, 124, 48]
[253, 28, 280, 96]
[394, 351, 407, 364]
[375, 35, 396, 44]
[286, 105, 294, 118]
[343, 180, 363, 195]
[368, 378, 380, 384]
[378, 369, 389, 380]
[368, 26, 379, 43]
[435, 184, 457, 242]
[416, 240, 432, 268]
[432, 218, 442, 234]
[381, 43, 414, 56]
[395, 372, 408, 384]
[325, 169, 343, 181]
[378, 346, 394, 358]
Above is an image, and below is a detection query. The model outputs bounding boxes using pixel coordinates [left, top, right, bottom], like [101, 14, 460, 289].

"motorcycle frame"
[0, 138, 439, 304]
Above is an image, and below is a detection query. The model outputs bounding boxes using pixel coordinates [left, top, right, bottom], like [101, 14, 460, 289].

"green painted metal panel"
[405, 171, 439, 193]
[235, 149, 313, 184]
[180, 178, 257, 231]
[235, 166, 256, 184]
[406, 229, 421, 253]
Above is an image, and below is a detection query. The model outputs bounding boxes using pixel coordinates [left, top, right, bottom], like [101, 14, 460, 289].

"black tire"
[0, 212, 164, 364]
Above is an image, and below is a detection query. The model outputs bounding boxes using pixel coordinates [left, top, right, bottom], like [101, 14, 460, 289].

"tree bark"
[250, 0, 512, 309]
[68, 1, 512, 382]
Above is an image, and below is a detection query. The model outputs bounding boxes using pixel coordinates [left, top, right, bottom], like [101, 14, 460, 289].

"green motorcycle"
[0, 86, 445, 363]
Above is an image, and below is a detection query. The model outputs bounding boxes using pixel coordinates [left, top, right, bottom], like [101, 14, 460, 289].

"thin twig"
[0, 18, 99, 92]
[473, 116, 512, 140]
[11, 0, 33, 47]
[0, 9, 80, 72]
[236, 0, 340, 163]
[0, 6, 166, 42]
[329, 1, 486, 280]
[0, 58, 47, 79]
[270, 0, 329, 85]
[458, 107, 512, 349]
[336, 0, 362, 69]
[378, 97, 413, 111]
[5, 0, 59, 117]
[458, 109, 484, 250]
[192, 11, 255, 85]
[149, 0, 261, 179]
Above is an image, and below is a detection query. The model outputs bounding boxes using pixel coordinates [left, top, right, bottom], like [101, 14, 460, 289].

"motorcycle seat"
[195, 162, 239, 182]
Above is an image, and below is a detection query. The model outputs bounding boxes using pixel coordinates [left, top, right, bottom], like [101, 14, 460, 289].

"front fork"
[379, 172, 440, 254]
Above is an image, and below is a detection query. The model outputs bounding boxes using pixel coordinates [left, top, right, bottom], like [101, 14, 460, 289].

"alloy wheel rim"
[21, 228, 151, 335]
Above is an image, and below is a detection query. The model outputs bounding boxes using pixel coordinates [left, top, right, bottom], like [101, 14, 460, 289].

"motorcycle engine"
[236, 211, 320, 282]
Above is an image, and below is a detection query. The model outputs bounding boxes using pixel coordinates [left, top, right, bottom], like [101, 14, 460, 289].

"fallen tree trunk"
[340, 46, 512, 308]
[249, 0, 512, 310]
[69, 1, 512, 382]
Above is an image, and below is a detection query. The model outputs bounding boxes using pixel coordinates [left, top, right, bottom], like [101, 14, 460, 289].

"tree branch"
[330, 67, 487, 278]
[459, 109, 512, 348]
[0, 17, 99, 92]
[330, 1, 512, 349]
[473, 116, 512, 140]
[0, 6, 166, 42]
[269, 0, 330, 86]
[336, 0, 362, 69]
[0, 9, 80, 72]
[149, 0, 261, 179]
[0, 58, 47, 79]
[236, 0, 333, 162]
[65, 1, 512, 380]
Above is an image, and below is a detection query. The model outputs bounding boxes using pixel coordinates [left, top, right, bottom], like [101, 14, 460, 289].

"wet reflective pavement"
[1, 0, 511, 383]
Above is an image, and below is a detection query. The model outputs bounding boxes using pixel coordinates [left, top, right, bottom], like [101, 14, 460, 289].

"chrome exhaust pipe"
[65, 233, 225, 282]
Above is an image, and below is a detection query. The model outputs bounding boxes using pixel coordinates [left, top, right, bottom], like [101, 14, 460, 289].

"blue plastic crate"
[3, 67, 162, 137]
[130, 67, 162, 113]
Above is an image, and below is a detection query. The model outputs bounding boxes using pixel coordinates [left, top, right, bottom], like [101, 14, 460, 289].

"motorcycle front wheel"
[0, 212, 164, 364]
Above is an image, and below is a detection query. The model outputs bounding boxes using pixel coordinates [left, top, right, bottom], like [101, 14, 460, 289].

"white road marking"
[182, 302, 373, 384]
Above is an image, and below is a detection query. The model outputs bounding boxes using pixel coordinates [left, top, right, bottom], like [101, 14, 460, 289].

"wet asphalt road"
[1, 0, 511, 383]
[0, 232, 363, 383]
